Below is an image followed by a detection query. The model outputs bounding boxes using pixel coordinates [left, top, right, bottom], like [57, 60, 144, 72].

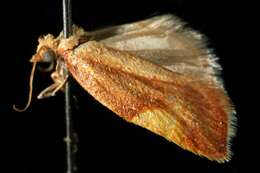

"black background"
[1, 0, 254, 172]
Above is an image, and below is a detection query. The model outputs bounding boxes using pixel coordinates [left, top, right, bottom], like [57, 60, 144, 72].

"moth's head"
[13, 34, 58, 112]
[29, 34, 58, 65]
[31, 25, 89, 64]
[13, 26, 88, 112]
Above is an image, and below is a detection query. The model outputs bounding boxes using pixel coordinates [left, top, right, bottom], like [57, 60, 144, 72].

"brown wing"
[64, 41, 235, 162]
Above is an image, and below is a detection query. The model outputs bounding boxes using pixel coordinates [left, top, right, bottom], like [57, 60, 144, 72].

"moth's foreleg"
[37, 59, 68, 99]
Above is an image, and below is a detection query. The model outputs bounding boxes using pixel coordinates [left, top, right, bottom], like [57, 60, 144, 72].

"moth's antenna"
[63, 1, 77, 173]
[13, 62, 37, 112]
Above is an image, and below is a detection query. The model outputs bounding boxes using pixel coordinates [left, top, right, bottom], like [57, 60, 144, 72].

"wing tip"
[131, 104, 237, 163]
[225, 107, 237, 162]
[206, 106, 237, 163]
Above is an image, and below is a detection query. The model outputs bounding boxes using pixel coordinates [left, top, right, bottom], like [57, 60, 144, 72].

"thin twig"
[63, 0, 77, 173]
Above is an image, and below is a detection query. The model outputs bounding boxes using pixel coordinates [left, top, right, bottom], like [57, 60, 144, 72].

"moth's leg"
[37, 59, 68, 99]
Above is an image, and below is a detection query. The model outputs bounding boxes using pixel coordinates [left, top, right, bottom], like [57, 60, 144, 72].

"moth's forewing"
[64, 40, 234, 162]
[58, 15, 236, 162]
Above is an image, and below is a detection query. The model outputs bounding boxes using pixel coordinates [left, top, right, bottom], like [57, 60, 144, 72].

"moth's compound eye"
[42, 49, 56, 63]
[37, 49, 56, 72]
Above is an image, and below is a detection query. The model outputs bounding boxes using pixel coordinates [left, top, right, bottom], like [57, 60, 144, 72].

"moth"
[14, 14, 236, 162]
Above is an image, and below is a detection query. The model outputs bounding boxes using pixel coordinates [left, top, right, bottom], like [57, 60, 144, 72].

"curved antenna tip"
[13, 104, 29, 112]
[13, 62, 37, 112]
